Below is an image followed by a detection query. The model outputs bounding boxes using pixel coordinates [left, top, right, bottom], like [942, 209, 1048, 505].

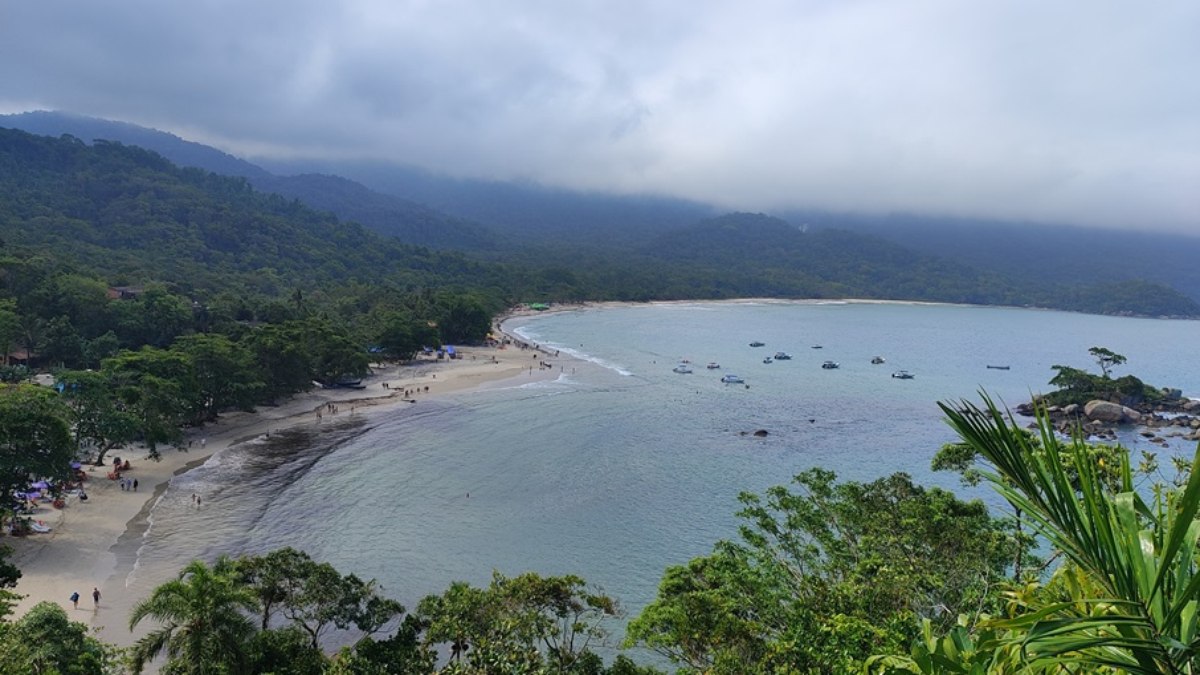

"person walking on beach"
[92, 587, 101, 608]
[69, 591, 79, 609]
[132, 479, 138, 491]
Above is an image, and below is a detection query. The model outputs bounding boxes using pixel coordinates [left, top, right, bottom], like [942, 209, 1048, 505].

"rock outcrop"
[1084, 400, 1141, 425]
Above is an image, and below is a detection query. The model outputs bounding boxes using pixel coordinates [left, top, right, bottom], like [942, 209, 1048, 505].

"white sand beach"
[5, 333, 563, 637]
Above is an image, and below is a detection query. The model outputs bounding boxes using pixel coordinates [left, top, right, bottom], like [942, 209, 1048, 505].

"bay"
[123, 300, 1200, 652]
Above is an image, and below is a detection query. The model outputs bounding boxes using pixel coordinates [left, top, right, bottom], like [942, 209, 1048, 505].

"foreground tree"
[0, 601, 117, 674]
[418, 571, 621, 674]
[626, 469, 1023, 673]
[234, 548, 403, 649]
[128, 557, 258, 674]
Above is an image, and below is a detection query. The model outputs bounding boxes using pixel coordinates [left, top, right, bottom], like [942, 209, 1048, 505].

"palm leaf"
[941, 394, 1200, 672]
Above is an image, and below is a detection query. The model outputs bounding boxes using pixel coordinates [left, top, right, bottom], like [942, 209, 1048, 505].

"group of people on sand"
[106, 457, 131, 481]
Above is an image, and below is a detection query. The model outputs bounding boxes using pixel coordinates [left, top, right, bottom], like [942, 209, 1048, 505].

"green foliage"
[233, 548, 404, 649]
[0, 128, 515, 304]
[626, 469, 1024, 673]
[932, 395, 1200, 672]
[417, 571, 619, 674]
[57, 369, 139, 465]
[4, 127, 1195, 320]
[434, 294, 492, 345]
[101, 347, 192, 456]
[128, 557, 259, 674]
[1044, 347, 1161, 407]
[0, 383, 76, 508]
[864, 617, 1028, 674]
[124, 550, 642, 674]
[171, 333, 262, 421]
[376, 312, 440, 361]
[1088, 346, 1127, 378]
[0, 601, 117, 674]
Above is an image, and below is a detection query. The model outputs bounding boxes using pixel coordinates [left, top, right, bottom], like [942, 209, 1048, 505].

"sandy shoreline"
[6, 330, 562, 639]
[5, 297, 963, 637]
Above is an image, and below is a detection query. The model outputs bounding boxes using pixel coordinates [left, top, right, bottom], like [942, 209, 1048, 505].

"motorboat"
[706, 362, 721, 369]
[811, 345, 823, 349]
[892, 370, 915, 379]
[762, 357, 773, 364]
[871, 356, 885, 364]
[673, 363, 693, 374]
[986, 365, 1011, 370]
[821, 360, 840, 369]
[773, 352, 792, 360]
[721, 374, 745, 384]
[749, 341, 765, 347]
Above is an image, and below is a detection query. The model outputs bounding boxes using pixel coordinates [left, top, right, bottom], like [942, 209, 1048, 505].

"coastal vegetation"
[3, 124, 1200, 672]
[9, 112, 1200, 312]
[3, 391, 1198, 672]
[1044, 347, 1164, 408]
[3, 126, 1198, 318]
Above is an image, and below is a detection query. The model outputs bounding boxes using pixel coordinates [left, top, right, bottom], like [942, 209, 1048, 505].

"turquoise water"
[121, 301, 1200, 652]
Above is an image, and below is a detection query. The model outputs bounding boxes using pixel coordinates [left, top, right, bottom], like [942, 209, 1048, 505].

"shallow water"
[115, 301, 1200, 655]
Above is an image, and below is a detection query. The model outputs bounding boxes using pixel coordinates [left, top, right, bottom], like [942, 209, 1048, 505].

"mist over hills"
[0, 127, 509, 298]
[259, 157, 719, 248]
[0, 111, 498, 253]
[780, 209, 1200, 303]
[3, 111, 1198, 317]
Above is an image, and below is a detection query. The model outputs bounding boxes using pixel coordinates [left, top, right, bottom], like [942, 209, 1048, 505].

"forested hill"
[645, 213, 1200, 316]
[0, 127, 509, 297]
[645, 213, 1013, 304]
[0, 111, 499, 252]
[779, 209, 1200, 304]
[261, 156, 720, 248]
[2, 124, 1196, 318]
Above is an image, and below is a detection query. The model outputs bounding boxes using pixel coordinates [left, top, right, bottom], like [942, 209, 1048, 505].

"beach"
[5, 334, 561, 640]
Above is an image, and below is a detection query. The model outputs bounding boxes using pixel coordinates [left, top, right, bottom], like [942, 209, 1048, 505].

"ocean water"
[115, 301, 1200, 653]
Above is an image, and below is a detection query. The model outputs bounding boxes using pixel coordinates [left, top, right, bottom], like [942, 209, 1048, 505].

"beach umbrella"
[30, 480, 50, 489]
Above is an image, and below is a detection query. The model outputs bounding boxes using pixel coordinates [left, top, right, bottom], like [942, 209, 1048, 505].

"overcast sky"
[2, 1, 1197, 232]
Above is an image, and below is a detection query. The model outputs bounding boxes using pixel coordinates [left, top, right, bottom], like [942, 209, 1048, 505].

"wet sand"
[6, 338, 561, 641]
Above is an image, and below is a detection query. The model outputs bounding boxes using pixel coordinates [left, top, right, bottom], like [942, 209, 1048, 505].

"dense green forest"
[4, 116, 1198, 318]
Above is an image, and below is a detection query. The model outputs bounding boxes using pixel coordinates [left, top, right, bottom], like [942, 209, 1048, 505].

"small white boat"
[871, 356, 885, 364]
[749, 341, 765, 348]
[773, 352, 792, 360]
[673, 363, 693, 374]
[892, 370, 915, 379]
[721, 374, 745, 384]
[762, 357, 773, 364]
[706, 362, 721, 369]
[821, 360, 840, 369]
